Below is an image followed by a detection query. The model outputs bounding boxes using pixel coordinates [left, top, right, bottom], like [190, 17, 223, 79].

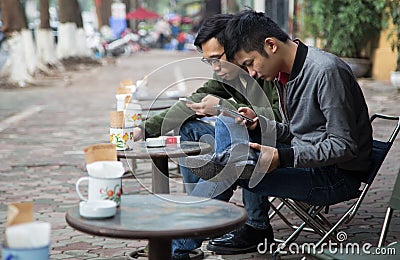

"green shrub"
[306, 0, 386, 58]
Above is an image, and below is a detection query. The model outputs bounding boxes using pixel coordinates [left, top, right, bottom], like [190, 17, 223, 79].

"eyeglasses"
[201, 52, 225, 66]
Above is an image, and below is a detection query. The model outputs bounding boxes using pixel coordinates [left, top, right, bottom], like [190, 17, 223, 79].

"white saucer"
[79, 200, 117, 219]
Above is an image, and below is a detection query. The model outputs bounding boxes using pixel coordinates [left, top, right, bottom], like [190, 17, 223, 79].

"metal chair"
[378, 167, 400, 247]
[273, 113, 400, 256]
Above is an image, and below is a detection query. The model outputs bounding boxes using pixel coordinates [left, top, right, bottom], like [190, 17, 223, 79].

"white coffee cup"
[76, 175, 122, 205]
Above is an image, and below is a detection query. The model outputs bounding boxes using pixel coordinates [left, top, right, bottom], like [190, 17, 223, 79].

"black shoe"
[206, 224, 274, 255]
[184, 143, 259, 181]
[172, 249, 204, 260]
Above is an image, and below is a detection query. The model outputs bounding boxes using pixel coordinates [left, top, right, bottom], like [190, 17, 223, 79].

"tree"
[0, 0, 38, 86]
[94, 0, 113, 39]
[36, 0, 59, 67]
[57, 0, 91, 59]
[95, 0, 112, 28]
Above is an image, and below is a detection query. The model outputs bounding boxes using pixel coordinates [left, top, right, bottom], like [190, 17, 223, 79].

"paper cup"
[83, 143, 117, 164]
[116, 86, 131, 94]
[110, 111, 125, 128]
[120, 79, 133, 88]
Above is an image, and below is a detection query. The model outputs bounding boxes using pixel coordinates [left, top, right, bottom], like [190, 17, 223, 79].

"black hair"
[224, 10, 290, 61]
[194, 13, 234, 52]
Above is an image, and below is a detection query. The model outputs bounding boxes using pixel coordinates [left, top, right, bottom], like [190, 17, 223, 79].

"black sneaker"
[206, 224, 274, 255]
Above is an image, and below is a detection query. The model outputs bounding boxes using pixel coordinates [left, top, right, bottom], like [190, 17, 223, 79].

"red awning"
[126, 7, 160, 20]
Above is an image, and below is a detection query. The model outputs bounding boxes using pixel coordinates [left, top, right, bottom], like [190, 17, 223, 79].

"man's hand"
[249, 143, 279, 173]
[133, 127, 144, 141]
[186, 95, 220, 116]
[237, 107, 258, 130]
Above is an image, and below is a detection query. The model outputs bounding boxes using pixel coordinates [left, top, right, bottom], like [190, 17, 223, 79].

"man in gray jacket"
[198, 10, 373, 254]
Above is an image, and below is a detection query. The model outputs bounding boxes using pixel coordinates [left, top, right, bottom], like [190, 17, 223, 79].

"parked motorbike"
[103, 32, 140, 57]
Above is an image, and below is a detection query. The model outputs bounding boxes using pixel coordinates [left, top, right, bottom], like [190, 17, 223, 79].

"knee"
[179, 120, 215, 142]
[179, 120, 196, 141]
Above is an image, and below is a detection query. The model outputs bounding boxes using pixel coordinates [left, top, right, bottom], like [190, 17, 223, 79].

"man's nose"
[211, 62, 221, 71]
[248, 67, 257, 77]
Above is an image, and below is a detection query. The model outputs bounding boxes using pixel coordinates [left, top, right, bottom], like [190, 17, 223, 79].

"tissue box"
[163, 136, 181, 144]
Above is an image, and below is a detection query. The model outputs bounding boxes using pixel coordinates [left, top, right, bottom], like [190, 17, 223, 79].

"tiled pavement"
[0, 50, 399, 259]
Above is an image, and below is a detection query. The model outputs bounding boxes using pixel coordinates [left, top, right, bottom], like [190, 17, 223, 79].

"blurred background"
[0, 0, 398, 87]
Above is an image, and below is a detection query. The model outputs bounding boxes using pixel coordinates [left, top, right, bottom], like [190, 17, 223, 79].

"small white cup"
[76, 175, 122, 205]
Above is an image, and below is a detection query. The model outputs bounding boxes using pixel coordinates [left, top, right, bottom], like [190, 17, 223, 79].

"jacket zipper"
[275, 80, 289, 123]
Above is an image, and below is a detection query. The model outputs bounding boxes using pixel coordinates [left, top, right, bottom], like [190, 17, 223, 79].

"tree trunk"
[94, 0, 113, 39]
[57, 0, 90, 58]
[73, 0, 83, 28]
[1, 0, 28, 36]
[74, 0, 91, 56]
[0, 0, 37, 86]
[39, 0, 50, 29]
[37, 0, 59, 66]
[95, 0, 112, 28]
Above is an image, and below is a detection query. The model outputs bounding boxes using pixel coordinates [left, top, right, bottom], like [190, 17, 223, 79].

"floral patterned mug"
[110, 127, 134, 151]
[76, 175, 122, 206]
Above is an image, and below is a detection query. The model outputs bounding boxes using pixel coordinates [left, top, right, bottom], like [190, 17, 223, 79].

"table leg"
[148, 238, 171, 260]
[152, 158, 170, 194]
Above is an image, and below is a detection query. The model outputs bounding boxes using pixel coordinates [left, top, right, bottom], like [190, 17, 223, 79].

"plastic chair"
[273, 113, 400, 256]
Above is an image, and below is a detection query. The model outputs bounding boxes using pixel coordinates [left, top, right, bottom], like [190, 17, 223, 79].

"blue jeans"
[172, 117, 269, 256]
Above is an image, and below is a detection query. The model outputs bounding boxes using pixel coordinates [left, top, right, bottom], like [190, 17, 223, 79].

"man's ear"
[264, 37, 278, 53]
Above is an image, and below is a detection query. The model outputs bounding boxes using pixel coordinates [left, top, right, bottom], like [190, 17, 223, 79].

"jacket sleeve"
[140, 79, 233, 137]
[220, 80, 282, 122]
[257, 115, 293, 145]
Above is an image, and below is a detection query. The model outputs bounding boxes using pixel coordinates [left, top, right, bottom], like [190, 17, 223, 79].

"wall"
[371, 21, 397, 80]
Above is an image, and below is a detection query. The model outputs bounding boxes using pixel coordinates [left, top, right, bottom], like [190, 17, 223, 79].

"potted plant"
[304, 0, 386, 77]
[386, 0, 400, 88]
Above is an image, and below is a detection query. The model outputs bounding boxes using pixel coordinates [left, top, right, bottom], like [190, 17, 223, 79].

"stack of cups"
[120, 79, 137, 101]
[110, 111, 134, 150]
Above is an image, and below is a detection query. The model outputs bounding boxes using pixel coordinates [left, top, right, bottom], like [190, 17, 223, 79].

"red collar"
[278, 72, 290, 85]
[277, 40, 301, 85]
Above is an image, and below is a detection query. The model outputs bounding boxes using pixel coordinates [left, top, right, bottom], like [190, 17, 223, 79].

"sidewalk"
[0, 50, 399, 259]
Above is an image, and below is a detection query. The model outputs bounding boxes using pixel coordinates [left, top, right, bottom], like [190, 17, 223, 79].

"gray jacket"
[259, 43, 372, 172]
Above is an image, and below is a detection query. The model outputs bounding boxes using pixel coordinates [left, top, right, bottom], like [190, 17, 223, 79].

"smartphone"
[214, 104, 254, 124]
[179, 97, 195, 104]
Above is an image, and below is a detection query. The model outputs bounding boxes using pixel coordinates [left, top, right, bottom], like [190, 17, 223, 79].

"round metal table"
[66, 194, 247, 260]
[117, 141, 212, 194]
